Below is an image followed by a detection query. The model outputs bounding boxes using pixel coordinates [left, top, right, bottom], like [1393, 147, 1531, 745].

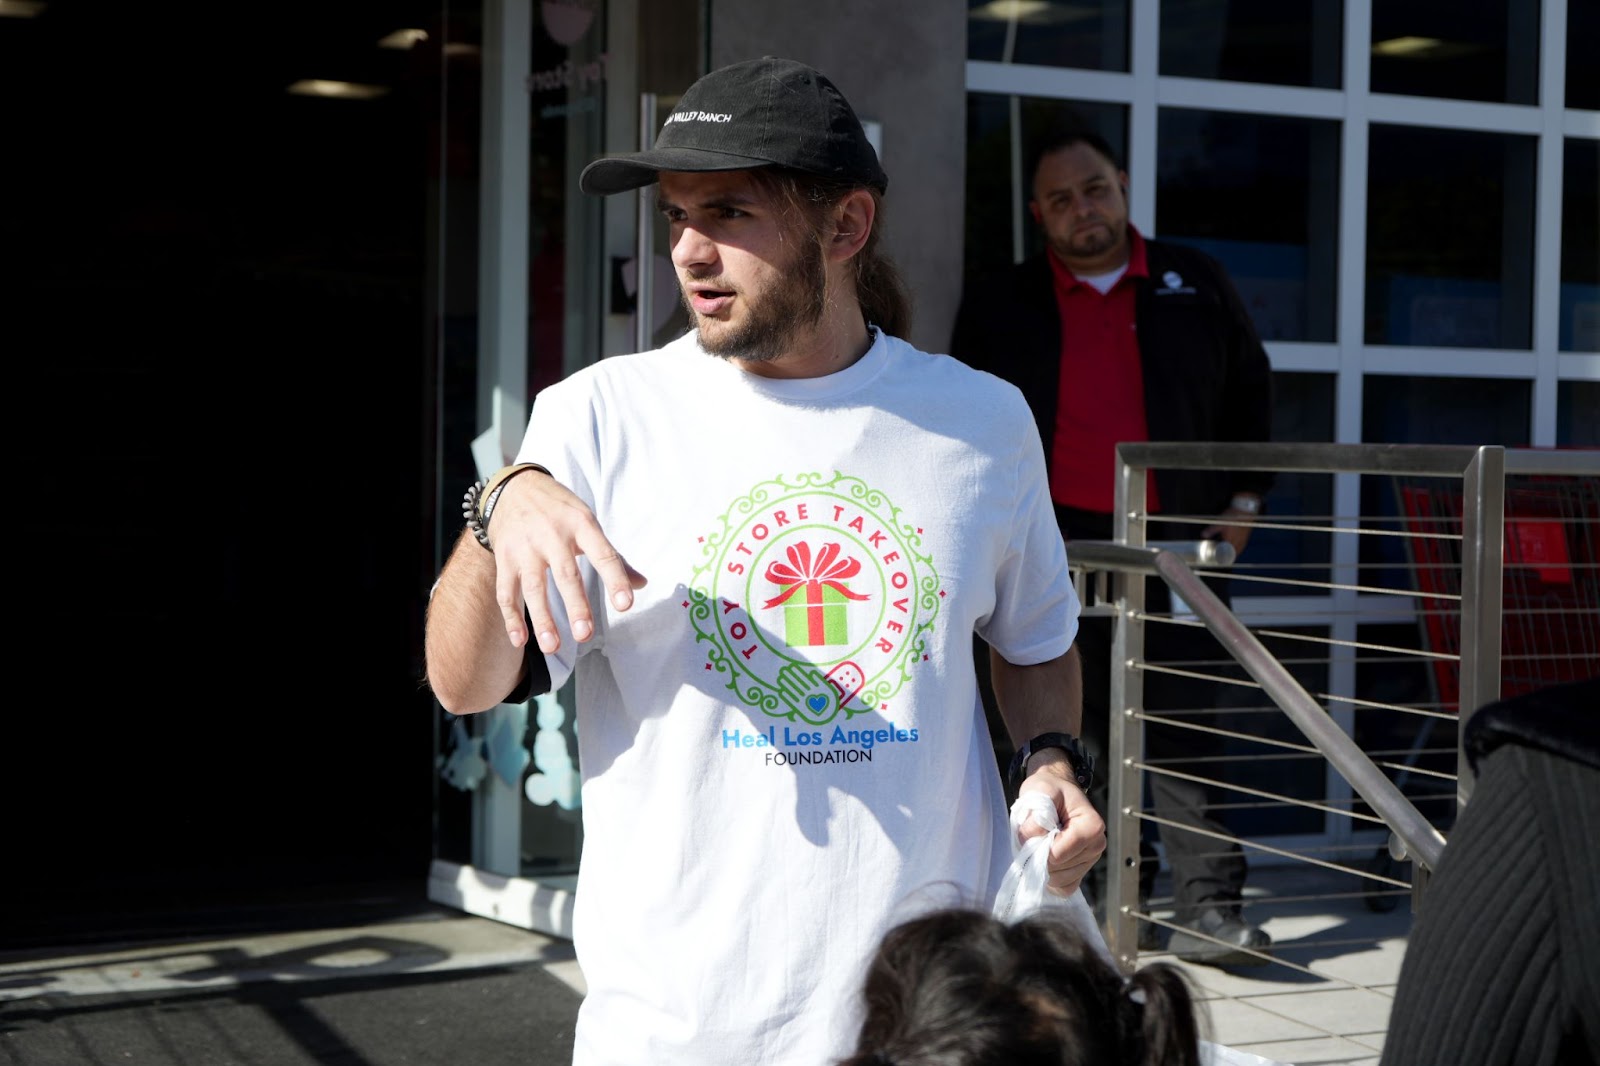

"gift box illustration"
[763, 541, 869, 647]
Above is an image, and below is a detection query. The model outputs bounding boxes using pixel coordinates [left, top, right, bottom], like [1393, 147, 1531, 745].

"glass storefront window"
[526, 0, 608, 397]
[963, 93, 1128, 279]
[1362, 375, 1531, 445]
[1370, 0, 1539, 105]
[1156, 108, 1340, 342]
[967, 0, 1128, 72]
[1365, 125, 1536, 349]
[433, 0, 487, 872]
[1569, 0, 1600, 110]
[1561, 138, 1598, 352]
[1557, 381, 1599, 446]
[1159, 0, 1343, 89]
[1238, 373, 1335, 596]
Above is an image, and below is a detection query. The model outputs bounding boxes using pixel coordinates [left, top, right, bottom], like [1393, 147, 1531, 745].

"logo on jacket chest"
[1154, 269, 1196, 296]
[687, 472, 943, 726]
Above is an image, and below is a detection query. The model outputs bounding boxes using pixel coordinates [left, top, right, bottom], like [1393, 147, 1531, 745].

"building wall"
[709, 1, 970, 356]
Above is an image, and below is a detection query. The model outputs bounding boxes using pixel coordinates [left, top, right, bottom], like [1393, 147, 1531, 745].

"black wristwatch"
[1007, 731, 1094, 791]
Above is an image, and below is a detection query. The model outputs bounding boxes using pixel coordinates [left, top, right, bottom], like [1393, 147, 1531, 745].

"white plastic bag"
[992, 791, 1119, 969]
[993, 793, 1294, 1066]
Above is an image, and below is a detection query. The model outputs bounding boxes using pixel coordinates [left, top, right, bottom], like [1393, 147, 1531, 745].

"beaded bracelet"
[460, 462, 551, 551]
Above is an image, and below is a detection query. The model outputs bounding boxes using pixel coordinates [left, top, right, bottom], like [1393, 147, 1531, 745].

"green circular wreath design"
[688, 471, 941, 725]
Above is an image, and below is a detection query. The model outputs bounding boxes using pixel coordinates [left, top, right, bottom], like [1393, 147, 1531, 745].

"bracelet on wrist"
[461, 463, 551, 552]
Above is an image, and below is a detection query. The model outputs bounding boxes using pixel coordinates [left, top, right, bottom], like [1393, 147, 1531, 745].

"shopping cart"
[1401, 472, 1600, 707]
[1362, 470, 1600, 909]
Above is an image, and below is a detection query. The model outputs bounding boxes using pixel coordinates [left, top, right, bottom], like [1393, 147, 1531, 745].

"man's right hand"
[487, 470, 648, 653]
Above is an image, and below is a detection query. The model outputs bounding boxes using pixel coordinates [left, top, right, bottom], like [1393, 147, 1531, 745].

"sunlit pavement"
[0, 910, 584, 1066]
[1141, 862, 1412, 1066]
[2, 866, 1411, 1066]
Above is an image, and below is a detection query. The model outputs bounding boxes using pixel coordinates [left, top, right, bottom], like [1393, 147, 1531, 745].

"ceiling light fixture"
[286, 79, 391, 101]
[378, 28, 429, 50]
[969, 0, 1053, 21]
[1372, 36, 1444, 57]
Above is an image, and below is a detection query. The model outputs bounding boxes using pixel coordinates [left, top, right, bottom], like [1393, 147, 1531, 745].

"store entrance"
[5, 0, 450, 944]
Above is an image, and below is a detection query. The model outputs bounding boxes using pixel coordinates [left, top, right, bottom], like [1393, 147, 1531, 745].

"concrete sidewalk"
[1, 863, 1407, 1066]
[0, 908, 585, 1066]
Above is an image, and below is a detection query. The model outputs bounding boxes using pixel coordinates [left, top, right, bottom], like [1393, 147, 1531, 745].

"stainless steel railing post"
[1104, 449, 1149, 972]
[1456, 445, 1505, 805]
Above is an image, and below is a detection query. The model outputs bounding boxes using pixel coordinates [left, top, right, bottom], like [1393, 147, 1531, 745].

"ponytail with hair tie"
[1127, 966, 1203, 1066]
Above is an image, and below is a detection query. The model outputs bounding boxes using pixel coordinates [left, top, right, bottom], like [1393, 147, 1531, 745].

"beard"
[683, 235, 828, 364]
[1060, 217, 1125, 262]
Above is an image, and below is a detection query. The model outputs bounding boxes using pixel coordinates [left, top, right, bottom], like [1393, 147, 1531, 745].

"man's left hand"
[1202, 505, 1256, 557]
[1016, 758, 1106, 896]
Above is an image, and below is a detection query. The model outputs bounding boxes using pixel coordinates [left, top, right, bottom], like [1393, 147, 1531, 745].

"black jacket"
[949, 238, 1274, 531]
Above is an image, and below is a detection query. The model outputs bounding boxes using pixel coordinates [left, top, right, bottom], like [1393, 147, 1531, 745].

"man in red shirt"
[951, 127, 1274, 965]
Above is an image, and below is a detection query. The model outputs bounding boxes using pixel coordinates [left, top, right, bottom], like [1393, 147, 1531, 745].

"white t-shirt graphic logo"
[688, 471, 943, 726]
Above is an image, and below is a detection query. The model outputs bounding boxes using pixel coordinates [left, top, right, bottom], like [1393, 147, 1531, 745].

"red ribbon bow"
[762, 542, 870, 608]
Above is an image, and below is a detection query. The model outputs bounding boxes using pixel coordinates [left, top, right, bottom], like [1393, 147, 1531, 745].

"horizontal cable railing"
[1070, 442, 1598, 1064]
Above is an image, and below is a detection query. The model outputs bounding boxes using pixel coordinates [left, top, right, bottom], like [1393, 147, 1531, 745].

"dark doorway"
[3, 1, 463, 945]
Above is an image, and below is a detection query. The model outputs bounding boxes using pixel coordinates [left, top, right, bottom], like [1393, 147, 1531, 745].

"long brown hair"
[750, 168, 914, 340]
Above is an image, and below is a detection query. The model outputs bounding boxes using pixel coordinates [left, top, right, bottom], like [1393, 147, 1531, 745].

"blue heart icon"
[807, 695, 828, 712]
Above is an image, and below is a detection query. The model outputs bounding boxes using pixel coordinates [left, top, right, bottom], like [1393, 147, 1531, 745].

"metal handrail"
[1076, 533, 1460, 968]
[1149, 549, 1447, 872]
[1117, 441, 1485, 476]
[1117, 439, 1590, 478]
[1069, 541, 1447, 870]
[1070, 539, 1236, 573]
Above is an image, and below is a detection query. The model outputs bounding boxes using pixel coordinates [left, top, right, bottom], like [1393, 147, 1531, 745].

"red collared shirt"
[1046, 226, 1160, 514]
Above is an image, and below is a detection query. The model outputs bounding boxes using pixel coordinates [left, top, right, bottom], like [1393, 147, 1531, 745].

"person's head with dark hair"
[1025, 126, 1132, 277]
[578, 56, 913, 354]
[1025, 126, 1123, 188]
[839, 908, 1204, 1066]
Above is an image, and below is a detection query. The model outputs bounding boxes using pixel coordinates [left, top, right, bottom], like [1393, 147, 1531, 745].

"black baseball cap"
[579, 56, 887, 196]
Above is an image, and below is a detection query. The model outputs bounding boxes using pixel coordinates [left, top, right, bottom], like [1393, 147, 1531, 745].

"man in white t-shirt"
[424, 56, 1104, 1066]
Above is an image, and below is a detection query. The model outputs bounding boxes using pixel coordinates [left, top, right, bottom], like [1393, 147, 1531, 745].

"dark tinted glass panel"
[1366, 125, 1536, 348]
[1557, 381, 1600, 446]
[1569, 0, 1600, 109]
[963, 93, 1128, 279]
[1231, 373, 1335, 598]
[1362, 376, 1531, 445]
[1160, 0, 1342, 89]
[1157, 108, 1339, 342]
[968, 0, 1128, 71]
[1561, 138, 1599, 352]
[1371, 0, 1539, 104]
